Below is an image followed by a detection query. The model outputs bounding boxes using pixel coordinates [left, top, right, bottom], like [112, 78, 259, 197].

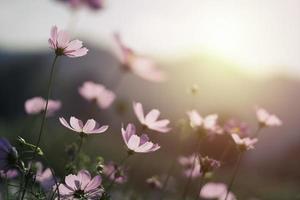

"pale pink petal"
[58, 184, 74, 196]
[121, 124, 136, 144]
[77, 170, 91, 189]
[133, 102, 145, 123]
[64, 40, 83, 52]
[85, 175, 102, 191]
[149, 144, 161, 152]
[127, 135, 140, 150]
[187, 110, 203, 128]
[65, 47, 88, 58]
[145, 109, 160, 124]
[65, 174, 79, 190]
[82, 119, 97, 133]
[59, 117, 77, 132]
[25, 97, 45, 115]
[200, 182, 227, 199]
[139, 134, 149, 145]
[70, 116, 84, 132]
[135, 141, 154, 153]
[57, 30, 70, 49]
[203, 114, 218, 130]
[87, 125, 109, 134]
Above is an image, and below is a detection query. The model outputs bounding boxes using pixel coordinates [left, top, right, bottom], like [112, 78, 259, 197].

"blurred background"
[1, 0, 300, 199]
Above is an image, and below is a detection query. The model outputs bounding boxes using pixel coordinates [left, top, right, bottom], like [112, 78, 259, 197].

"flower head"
[146, 176, 162, 189]
[114, 33, 166, 82]
[133, 102, 171, 133]
[79, 81, 115, 109]
[224, 119, 250, 137]
[178, 154, 201, 179]
[35, 162, 55, 191]
[121, 124, 160, 153]
[59, 116, 109, 135]
[200, 182, 236, 200]
[25, 97, 61, 116]
[103, 162, 127, 184]
[49, 26, 88, 57]
[256, 107, 282, 128]
[198, 156, 221, 174]
[0, 138, 18, 172]
[57, 170, 103, 199]
[231, 133, 258, 152]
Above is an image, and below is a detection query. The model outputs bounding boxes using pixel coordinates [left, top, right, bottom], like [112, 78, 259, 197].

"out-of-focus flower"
[231, 133, 258, 152]
[198, 156, 221, 174]
[79, 81, 115, 109]
[121, 124, 160, 153]
[133, 102, 171, 133]
[59, 116, 109, 135]
[224, 119, 250, 137]
[49, 26, 88, 58]
[35, 162, 55, 191]
[114, 33, 166, 82]
[187, 110, 222, 136]
[200, 182, 236, 200]
[178, 154, 201, 179]
[57, 170, 103, 199]
[0, 138, 18, 171]
[256, 107, 282, 128]
[146, 176, 162, 189]
[25, 97, 61, 116]
[58, 0, 104, 10]
[103, 162, 127, 184]
[0, 169, 19, 179]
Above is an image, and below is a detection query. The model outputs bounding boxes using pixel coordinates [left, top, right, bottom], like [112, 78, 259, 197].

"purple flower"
[178, 154, 201, 179]
[57, 170, 103, 199]
[122, 124, 160, 153]
[49, 26, 88, 58]
[78, 81, 116, 109]
[25, 97, 61, 116]
[114, 33, 166, 82]
[103, 162, 127, 184]
[59, 116, 109, 135]
[0, 138, 18, 172]
[133, 102, 171, 133]
[35, 162, 55, 191]
[224, 119, 250, 137]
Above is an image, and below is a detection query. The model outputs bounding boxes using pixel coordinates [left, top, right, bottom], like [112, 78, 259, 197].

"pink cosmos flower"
[133, 102, 171, 133]
[256, 107, 282, 127]
[114, 33, 166, 82]
[49, 26, 88, 57]
[57, 170, 103, 199]
[178, 155, 201, 179]
[103, 162, 127, 184]
[224, 119, 250, 137]
[231, 133, 258, 152]
[200, 182, 236, 200]
[25, 97, 61, 116]
[187, 110, 222, 135]
[58, 0, 104, 10]
[78, 81, 115, 109]
[59, 116, 109, 135]
[35, 162, 55, 191]
[121, 123, 160, 153]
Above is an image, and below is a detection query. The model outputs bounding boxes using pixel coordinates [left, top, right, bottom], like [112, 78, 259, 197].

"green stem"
[224, 153, 243, 200]
[76, 136, 84, 167]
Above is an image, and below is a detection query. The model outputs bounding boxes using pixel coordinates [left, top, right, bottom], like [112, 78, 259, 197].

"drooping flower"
[35, 162, 55, 191]
[187, 110, 222, 136]
[103, 162, 127, 184]
[0, 169, 19, 179]
[256, 107, 282, 128]
[200, 182, 236, 200]
[0, 138, 18, 172]
[121, 123, 160, 153]
[198, 156, 221, 174]
[57, 170, 103, 199]
[57, 0, 104, 10]
[49, 26, 88, 58]
[133, 102, 171, 133]
[59, 116, 109, 135]
[25, 97, 61, 116]
[78, 81, 115, 109]
[231, 133, 258, 152]
[146, 176, 162, 189]
[178, 154, 201, 179]
[114, 33, 166, 82]
[224, 119, 250, 137]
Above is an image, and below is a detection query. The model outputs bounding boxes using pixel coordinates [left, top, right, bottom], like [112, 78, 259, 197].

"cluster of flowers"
[0, 7, 283, 199]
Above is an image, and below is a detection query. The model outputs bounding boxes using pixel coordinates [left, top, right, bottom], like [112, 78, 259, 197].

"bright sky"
[1, 0, 300, 76]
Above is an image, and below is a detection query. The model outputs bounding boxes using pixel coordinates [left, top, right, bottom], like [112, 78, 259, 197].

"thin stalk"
[181, 139, 201, 200]
[76, 136, 84, 167]
[159, 159, 176, 200]
[194, 174, 205, 200]
[224, 153, 243, 200]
